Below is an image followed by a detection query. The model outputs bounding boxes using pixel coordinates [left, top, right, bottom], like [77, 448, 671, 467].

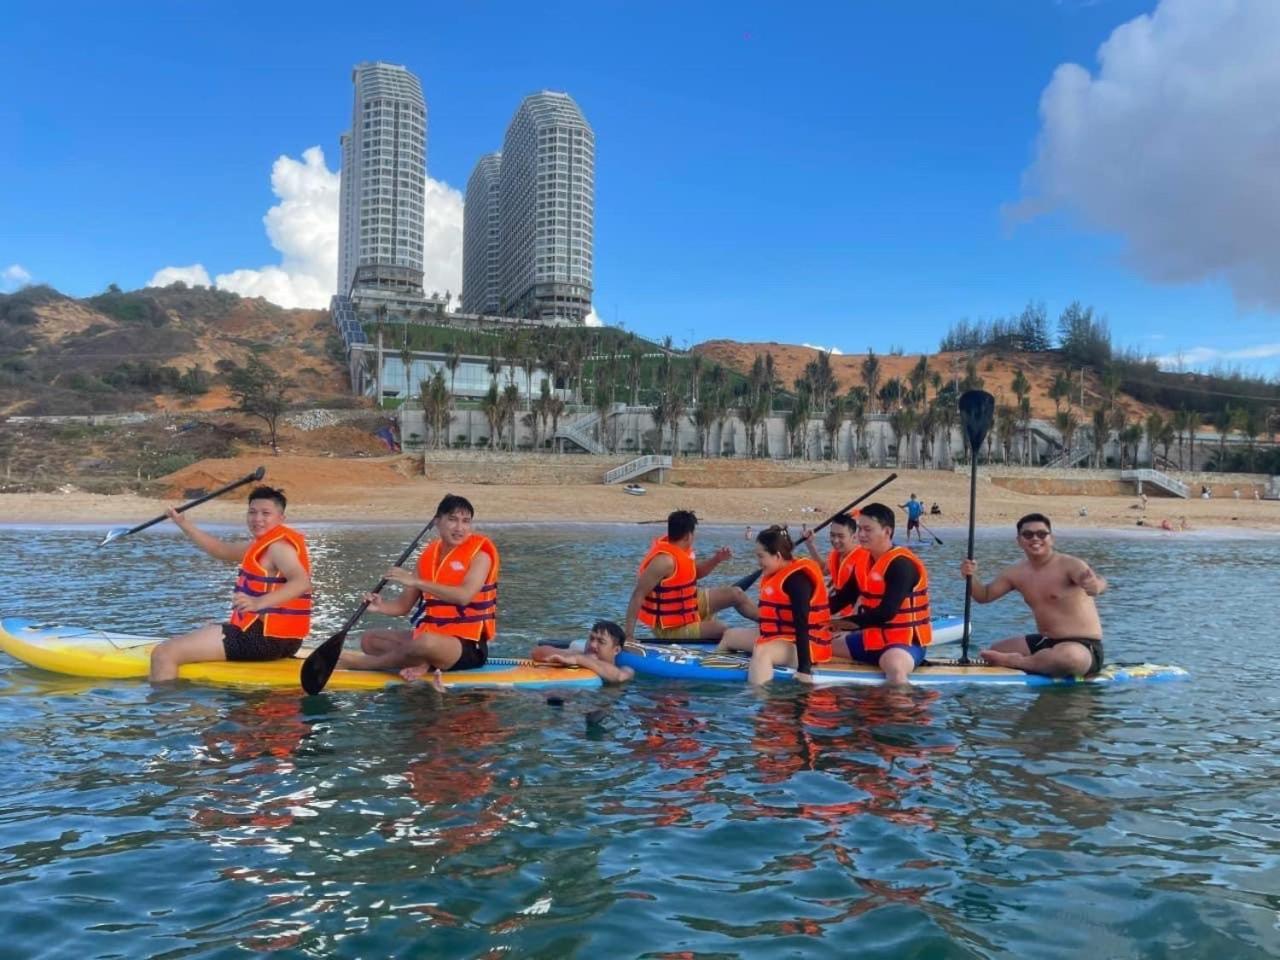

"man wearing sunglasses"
[958, 513, 1107, 677]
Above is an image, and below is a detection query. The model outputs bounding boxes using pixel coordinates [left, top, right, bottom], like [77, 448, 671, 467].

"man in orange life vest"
[826, 502, 933, 685]
[623, 509, 753, 644]
[150, 485, 312, 682]
[339, 494, 499, 679]
[800, 510, 860, 648]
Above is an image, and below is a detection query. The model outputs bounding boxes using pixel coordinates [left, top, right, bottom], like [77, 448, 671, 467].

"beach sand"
[2, 454, 1276, 535]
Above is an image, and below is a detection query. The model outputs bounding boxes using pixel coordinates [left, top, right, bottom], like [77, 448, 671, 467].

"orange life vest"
[409, 534, 500, 642]
[827, 547, 862, 618]
[637, 537, 700, 629]
[850, 546, 932, 650]
[229, 524, 312, 640]
[756, 557, 832, 663]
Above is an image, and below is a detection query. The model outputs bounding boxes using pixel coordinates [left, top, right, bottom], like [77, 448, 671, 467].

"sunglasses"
[1019, 529, 1051, 540]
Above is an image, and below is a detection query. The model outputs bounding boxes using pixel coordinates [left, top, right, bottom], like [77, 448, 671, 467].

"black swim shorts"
[1025, 634, 1104, 675]
[222, 621, 303, 661]
[450, 639, 489, 671]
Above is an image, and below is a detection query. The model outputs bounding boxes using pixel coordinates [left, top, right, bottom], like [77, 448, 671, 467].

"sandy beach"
[2, 453, 1276, 535]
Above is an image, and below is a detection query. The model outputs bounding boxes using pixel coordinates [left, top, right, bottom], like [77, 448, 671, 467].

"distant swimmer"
[531, 620, 633, 684]
[959, 512, 1107, 678]
[150, 485, 312, 682]
[623, 509, 754, 644]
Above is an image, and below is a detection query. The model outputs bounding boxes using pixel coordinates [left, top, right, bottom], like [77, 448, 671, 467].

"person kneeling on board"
[530, 620, 634, 685]
[959, 513, 1106, 677]
[150, 485, 312, 683]
[716, 526, 832, 685]
[825, 502, 933, 685]
[340, 494, 499, 680]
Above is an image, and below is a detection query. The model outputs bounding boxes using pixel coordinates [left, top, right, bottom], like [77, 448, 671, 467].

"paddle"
[733, 472, 900, 591]
[918, 520, 944, 546]
[299, 518, 437, 695]
[959, 390, 995, 664]
[98, 466, 266, 547]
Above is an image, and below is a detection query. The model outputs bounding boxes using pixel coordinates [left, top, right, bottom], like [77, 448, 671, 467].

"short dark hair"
[1016, 513, 1052, 533]
[591, 620, 625, 646]
[829, 512, 858, 532]
[858, 502, 895, 532]
[435, 494, 475, 519]
[248, 485, 287, 511]
[668, 509, 698, 541]
[756, 524, 795, 560]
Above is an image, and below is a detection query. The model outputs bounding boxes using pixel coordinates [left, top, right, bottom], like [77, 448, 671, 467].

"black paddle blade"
[300, 629, 348, 695]
[959, 390, 996, 453]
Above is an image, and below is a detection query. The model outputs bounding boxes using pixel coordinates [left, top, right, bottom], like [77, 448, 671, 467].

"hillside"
[0, 284, 352, 417]
[695, 340, 1157, 422]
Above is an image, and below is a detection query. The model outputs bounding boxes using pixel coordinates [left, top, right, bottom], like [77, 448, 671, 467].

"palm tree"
[1056, 409, 1080, 467]
[932, 393, 958, 468]
[823, 395, 844, 461]
[1211, 406, 1234, 468]
[502, 383, 521, 450]
[1144, 412, 1165, 468]
[1172, 408, 1190, 469]
[1091, 407, 1108, 468]
[445, 342, 462, 397]
[399, 344, 415, 399]
[908, 355, 930, 408]
[995, 405, 1017, 464]
[1011, 369, 1031, 463]
[1242, 407, 1264, 471]
[1186, 410, 1203, 472]
[592, 366, 614, 452]
[1121, 425, 1144, 471]
[1108, 406, 1127, 467]
[419, 370, 452, 449]
[847, 387, 869, 467]
[861, 349, 882, 413]
[788, 383, 812, 459]
[486, 347, 501, 389]
[480, 383, 501, 450]
[1049, 371, 1072, 415]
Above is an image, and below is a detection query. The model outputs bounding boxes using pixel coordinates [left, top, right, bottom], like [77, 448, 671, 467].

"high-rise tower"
[496, 92, 594, 323]
[336, 61, 427, 299]
[461, 152, 503, 315]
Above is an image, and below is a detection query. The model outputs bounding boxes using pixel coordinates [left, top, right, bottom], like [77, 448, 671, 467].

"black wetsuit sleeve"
[783, 571, 814, 674]
[829, 577, 860, 617]
[849, 557, 918, 627]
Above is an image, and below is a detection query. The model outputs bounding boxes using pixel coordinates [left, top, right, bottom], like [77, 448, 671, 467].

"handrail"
[604, 455, 672, 484]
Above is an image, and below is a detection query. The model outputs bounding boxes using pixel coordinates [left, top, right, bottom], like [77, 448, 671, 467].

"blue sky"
[2, 0, 1278, 375]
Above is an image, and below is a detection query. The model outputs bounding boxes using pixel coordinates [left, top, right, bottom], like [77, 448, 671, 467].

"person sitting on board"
[823, 502, 933, 685]
[715, 526, 832, 685]
[623, 509, 753, 644]
[959, 513, 1107, 677]
[799, 511, 862, 652]
[150, 485, 312, 682]
[899, 493, 925, 543]
[530, 620, 634, 684]
[339, 494, 499, 680]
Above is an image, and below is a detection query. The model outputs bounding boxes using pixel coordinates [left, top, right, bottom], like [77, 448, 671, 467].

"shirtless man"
[959, 512, 1107, 677]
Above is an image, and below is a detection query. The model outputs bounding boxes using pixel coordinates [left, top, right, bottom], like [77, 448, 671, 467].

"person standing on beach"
[824, 503, 933, 684]
[900, 494, 925, 543]
[624, 509, 753, 643]
[150, 485, 312, 682]
[339, 494, 499, 679]
[959, 513, 1106, 677]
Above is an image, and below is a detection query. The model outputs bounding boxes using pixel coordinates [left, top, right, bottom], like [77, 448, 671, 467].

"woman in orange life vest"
[623, 509, 755, 644]
[150, 485, 312, 683]
[826, 502, 933, 685]
[716, 526, 832, 685]
[338, 494, 499, 679]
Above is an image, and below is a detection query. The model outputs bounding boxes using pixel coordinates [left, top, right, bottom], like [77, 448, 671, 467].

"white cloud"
[1, 264, 32, 291]
[148, 264, 211, 288]
[802, 343, 844, 355]
[1010, 0, 1280, 308]
[151, 146, 463, 310]
[583, 308, 603, 327]
[1155, 342, 1280, 371]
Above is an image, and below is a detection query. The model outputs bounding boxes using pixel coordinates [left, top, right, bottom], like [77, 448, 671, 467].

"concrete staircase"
[604, 455, 672, 485]
[1121, 468, 1189, 498]
[555, 411, 607, 455]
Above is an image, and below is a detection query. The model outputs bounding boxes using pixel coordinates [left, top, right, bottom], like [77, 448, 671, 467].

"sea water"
[0, 523, 1277, 958]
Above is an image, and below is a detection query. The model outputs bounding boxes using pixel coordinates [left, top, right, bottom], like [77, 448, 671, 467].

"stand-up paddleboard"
[0, 618, 601, 691]
[639, 614, 966, 647]
[617, 641, 1186, 686]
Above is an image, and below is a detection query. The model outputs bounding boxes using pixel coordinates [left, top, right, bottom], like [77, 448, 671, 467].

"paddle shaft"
[100, 466, 265, 546]
[918, 520, 943, 545]
[958, 390, 995, 664]
[299, 518, 437, 694]
[733, 472, 900, 591]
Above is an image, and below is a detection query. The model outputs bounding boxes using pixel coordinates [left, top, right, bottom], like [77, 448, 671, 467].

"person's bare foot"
[980, 649, 1028, 670]
[400, 664, 430, 682]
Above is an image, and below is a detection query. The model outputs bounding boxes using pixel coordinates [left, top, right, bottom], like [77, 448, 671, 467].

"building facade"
[336, 62, 427, 299]
[496, 92, 595, 323]
[461, 152, 503, 315]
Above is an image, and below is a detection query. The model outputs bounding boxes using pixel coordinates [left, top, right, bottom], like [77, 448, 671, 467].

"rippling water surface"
[1, 522, 1278, 958]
